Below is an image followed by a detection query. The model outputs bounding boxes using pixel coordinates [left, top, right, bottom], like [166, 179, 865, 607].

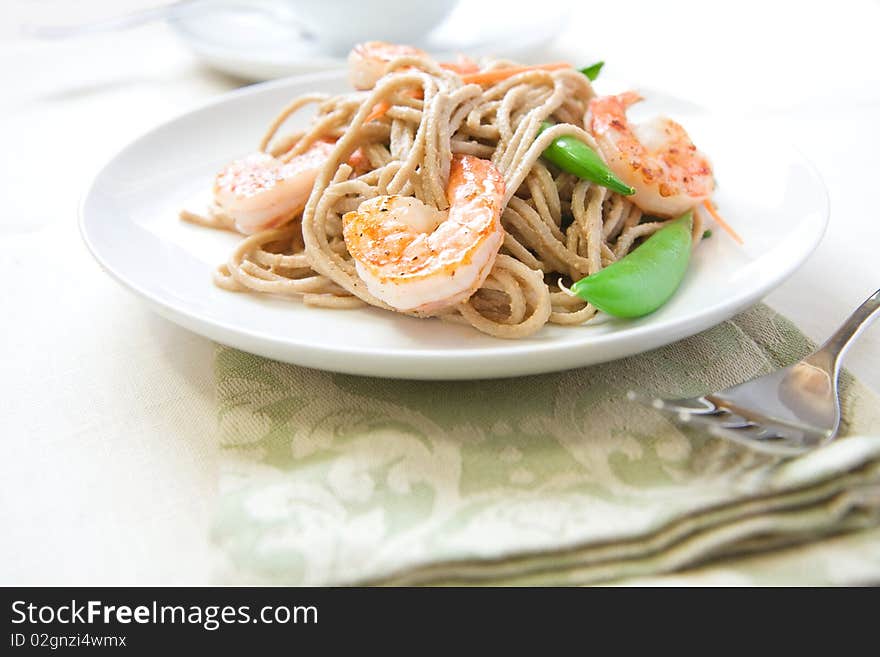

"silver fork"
[632, 289, 880, 456]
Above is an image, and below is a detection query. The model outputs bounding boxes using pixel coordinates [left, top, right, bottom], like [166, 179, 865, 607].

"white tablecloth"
[2, 0, 879, 584]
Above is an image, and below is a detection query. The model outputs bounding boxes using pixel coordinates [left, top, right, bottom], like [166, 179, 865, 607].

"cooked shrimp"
[342, 154, 505, 313]
[441, 54, 480, 75]
[348, 41, 427, 90]
[588, 91, 714, 217]
[213, 141, 335, 234]
[349, 42, 479, 91]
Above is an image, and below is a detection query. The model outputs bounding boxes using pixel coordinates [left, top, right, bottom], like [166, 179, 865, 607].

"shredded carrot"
[363, 100, 392, 123]
[363, 88, 424, 123]
[702, 200, 743, 245]
[459, 62, 571, 86]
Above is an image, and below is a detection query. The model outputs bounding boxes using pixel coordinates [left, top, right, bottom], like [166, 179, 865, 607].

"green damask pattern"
[211, 305, 880, 585]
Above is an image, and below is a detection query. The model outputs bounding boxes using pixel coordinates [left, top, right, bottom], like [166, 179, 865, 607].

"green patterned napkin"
[211, 305, 880, 585]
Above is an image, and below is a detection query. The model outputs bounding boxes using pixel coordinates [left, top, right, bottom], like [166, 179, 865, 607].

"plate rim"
[79, 71, 830, 379]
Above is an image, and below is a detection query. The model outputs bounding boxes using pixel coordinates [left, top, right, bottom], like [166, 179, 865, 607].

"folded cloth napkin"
[210, 304, 880, 585]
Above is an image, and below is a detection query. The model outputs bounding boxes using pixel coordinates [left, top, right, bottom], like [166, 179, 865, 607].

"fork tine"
[699, 422, 810, 456]
[679, 413, 809, 455]
[714, 417, 757, 430]
[631, 391, 811, 456]
[626, 391, 718, 415]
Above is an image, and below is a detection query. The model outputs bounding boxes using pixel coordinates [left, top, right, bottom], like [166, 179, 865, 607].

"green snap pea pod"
[538, 121, 635, 196]
[580, 61, 604, 81]
[570, 212, 693, 318]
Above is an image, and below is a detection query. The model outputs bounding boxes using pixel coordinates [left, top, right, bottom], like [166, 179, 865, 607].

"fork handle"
[806, 288, 880, 372]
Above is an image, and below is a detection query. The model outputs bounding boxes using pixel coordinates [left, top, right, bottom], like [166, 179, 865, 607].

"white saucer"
[170, 0, 571, 80]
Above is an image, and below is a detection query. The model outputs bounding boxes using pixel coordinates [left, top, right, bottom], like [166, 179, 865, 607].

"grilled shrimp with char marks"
[588, 91, 714, 217]
[342, 154, 505, 314]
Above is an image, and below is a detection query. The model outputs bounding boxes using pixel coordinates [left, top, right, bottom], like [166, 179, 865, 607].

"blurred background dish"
[281, 0, 458, 55]
[169, 0, 570, 80]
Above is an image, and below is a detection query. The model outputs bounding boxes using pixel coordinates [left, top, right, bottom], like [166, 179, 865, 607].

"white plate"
[170, 0, 570, 81]
[80, 70, 829, 380]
